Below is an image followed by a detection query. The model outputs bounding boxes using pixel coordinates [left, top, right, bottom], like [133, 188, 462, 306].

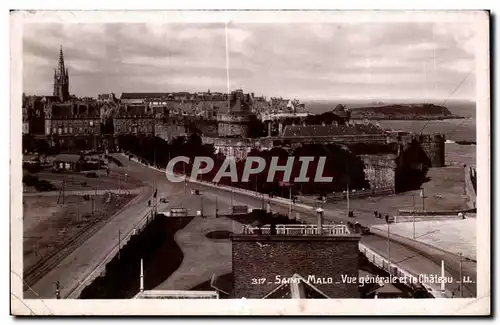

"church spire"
[57, 46, 66, 77]
[54, 45, 69, 102]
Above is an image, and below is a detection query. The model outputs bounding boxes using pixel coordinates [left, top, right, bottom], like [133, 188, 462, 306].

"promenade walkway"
[154, 216, 243, 291]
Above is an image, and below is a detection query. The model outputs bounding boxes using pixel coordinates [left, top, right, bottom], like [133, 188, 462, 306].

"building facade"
[232, 224, 361, 298]
[44, 101, 101, 150]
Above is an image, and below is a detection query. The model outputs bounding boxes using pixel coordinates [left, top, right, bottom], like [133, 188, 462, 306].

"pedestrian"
[270, 222, 277, 235]
[385, 214, 390, 223]
[374, 211, 378, 218]
[148, 199, 151, 207]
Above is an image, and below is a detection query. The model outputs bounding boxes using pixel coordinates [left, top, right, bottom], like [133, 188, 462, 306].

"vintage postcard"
[10, 10, 490, 315]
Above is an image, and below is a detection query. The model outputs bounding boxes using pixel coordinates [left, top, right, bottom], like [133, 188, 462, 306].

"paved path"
[372, 218, 477, 261]
[361, 235, 476, 298]
[23, 187, 156, 299]
[155, 216, 243, 291]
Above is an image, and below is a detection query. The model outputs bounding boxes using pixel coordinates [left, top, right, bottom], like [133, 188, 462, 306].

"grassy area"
[23, 193, 136, 274]
[23, 169, 143, 193]
[22, 174, 57, 192]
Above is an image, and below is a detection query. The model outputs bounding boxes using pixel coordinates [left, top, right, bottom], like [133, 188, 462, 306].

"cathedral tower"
[53, 46, 70, 102]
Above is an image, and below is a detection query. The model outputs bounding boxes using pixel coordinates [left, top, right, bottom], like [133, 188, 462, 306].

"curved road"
[22, 153, 477, 299]
[114, 155, 477, 298]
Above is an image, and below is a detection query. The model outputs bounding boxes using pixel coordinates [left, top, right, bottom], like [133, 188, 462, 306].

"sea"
[303, 99, 477, 166]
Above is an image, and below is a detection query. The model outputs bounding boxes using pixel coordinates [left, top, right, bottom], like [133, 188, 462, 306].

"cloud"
[22, 21, 477, 100]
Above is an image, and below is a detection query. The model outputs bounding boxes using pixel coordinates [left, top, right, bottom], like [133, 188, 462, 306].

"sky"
[22, 21, 477, 101]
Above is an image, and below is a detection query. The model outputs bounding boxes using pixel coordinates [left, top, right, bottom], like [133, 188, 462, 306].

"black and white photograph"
[10, 10, 490, 315]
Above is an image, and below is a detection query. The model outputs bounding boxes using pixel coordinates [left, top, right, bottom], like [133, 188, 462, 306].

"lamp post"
[346, 182, 350, 217]
[420, 187, 425, 211]
[459, 252, 463, 298]
[231, 187, 234, 215]
[215, 196, 218, 218]
[118, 229, 121, 260]
[387, 218, 391, 275]
[315, 207, 324, 235]
[413, 193, 416, 239]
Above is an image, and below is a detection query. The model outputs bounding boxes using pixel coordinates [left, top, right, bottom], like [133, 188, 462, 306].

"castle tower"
[53, 46, 70, 102]
[216, 89, 256, 138]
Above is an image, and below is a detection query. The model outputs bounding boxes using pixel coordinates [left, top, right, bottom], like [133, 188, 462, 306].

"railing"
[66, 198, 156, 298]
[135, 290, 219, 299]
[242, 224, 351, 236]
[358, 242, 445, 297]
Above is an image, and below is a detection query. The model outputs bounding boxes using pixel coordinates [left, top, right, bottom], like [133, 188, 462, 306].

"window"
[58, 128, 62, 135]
[46, 127, 50, 135]
[69, 127, 73, 134]
[79, 127, 83, 133]
[53, 127, 57, 134]
[64, 127, 68, 134]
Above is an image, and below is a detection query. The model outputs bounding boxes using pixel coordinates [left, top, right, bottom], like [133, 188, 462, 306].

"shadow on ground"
[79, 215, 193, 299]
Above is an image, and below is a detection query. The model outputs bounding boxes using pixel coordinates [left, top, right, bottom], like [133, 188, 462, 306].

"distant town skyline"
[23, 21, 476, 101]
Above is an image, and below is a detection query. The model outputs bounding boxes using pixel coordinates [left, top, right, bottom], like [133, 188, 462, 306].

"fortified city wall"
[203, 136, 273, 160]
[217, 113, 254, 138]
[395, 133, 446, 167]
[359, 154, 398, 192]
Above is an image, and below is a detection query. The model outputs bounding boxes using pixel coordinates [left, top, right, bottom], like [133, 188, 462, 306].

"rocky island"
[348, 103, 462, 120]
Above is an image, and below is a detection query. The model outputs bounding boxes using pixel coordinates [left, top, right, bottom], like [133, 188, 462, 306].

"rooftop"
[263, 273, 331, 299]
[121, 92, 166, 100]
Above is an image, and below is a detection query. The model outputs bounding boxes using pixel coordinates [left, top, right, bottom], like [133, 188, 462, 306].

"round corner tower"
[217, 89, 255, 138]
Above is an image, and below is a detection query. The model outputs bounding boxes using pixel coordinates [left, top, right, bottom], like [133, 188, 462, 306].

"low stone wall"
[397, 208, 476, 217]
[297, 187, 395, 204]
[464, 165, 477, 209]
[393, 215, 466, 223]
